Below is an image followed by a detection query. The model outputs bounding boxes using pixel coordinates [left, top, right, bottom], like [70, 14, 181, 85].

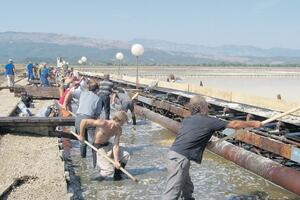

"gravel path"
[0, 135, 68, 200]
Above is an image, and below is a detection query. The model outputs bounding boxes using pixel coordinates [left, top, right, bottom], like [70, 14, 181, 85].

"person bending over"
[162, 95, 262, 200]
[79, 111, 130, 180]
[112, 88, 136, 125]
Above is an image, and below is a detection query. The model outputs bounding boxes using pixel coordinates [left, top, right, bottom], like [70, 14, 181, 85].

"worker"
[75, 80, 101, 158]
[59, 81, 79, 116]
[27, 61, 35, 81]
[62, 77, 88, 113]
[78, 111, 130, 181]
[37, 63, 45, 79]
[162, 95, 262, 200]
[40, 63, 50, 87]
[97, 74, 114, 119]
[5, 59, 16, 87]
[112, 88, 136, 125]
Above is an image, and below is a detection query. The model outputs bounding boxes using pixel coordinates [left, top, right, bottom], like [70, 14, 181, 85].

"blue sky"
[0, 0, 299, 49]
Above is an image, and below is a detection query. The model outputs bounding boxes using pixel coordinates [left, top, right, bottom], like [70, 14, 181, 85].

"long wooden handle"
[218, 106, 300, 143]
[57, 102, 138, 182]
[131, 92, 139, 100]
[70, 131, 138, 182]
[261, 107, 300, 125]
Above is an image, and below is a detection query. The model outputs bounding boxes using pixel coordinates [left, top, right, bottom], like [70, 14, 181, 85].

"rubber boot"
[113, 163, 126, 181]
[132, 116, 137, 125]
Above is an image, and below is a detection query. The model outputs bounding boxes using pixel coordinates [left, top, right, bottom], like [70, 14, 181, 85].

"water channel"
[65, 114, 299, 200]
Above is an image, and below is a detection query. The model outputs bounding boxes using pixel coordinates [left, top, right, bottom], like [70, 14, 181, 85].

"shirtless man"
[79, 111, 129, 180]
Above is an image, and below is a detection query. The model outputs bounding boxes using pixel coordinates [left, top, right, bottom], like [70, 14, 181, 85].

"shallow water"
[82, 66, 300, 102]
[66, 116, 299, 200]
[183, 76, 300, 102]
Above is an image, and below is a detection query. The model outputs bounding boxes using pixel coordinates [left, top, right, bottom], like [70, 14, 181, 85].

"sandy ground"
[0, 79, 27, 117]
[0, 135, 68, 200]
[0, 75, 68, 200]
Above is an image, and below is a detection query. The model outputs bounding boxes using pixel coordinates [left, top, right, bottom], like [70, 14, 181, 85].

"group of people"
[4, 59, 264, 199]
[58, 71, 136, 181]
[3, 59, 55, 87]
[57, 66, 263, 199]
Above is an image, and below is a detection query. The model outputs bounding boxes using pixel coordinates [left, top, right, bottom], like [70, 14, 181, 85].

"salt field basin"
[76, 66, 300, 102]
[66, 115, 299, 200]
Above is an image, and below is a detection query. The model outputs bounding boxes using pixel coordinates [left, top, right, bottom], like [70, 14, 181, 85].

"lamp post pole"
[136, 56, 139, 88]
[118, 60, 121, 76]
[116, 52, 124, 79]
[131, 44, 144, 89]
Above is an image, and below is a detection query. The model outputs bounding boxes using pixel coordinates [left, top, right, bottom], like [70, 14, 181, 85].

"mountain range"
[1, 31, 300, 65]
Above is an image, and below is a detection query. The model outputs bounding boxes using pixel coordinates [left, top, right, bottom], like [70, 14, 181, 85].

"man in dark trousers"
[97, 74, 114, 119]
[162, 95, 262, 200]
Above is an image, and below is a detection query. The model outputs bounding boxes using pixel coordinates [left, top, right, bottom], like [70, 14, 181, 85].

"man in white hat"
[5, 59, 16, 87]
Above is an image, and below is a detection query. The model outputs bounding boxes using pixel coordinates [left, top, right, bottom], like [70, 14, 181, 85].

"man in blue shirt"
[40, 63, 50, 87]
[5, 59, 16, 87]
[27, 62, 35, 81]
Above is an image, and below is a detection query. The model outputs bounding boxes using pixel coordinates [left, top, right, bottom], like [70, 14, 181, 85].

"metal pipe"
[134, 105, 300, 195]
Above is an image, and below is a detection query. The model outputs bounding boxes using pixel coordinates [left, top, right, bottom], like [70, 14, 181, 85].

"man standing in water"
[97, 74, 114, 119]
[75, 79, 101, 158]
[79, 111, 129, 180]
[112, 88, 137, 125]
[162, 95, 262, 200]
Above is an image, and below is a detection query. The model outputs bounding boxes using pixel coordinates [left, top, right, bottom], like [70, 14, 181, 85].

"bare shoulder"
[84, 118, 106, 127]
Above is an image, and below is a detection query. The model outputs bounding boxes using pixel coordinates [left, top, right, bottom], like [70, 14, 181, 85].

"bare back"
[94, 120, 121, 144]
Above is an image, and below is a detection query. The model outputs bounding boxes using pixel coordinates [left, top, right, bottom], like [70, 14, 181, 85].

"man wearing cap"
[79, 111, 130, 180]
[162, 95, 262, 200]
[97, 74, 115, 119]
[5, 59, 16, 87]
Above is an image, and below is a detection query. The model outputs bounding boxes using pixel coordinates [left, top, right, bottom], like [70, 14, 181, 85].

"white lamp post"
[131, 44, 144, 88]
[115, 52, 124, 76]
[81, 56, 87, 63]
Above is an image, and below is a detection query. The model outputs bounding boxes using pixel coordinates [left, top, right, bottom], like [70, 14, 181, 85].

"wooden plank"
[0, 117, 75, 127]
[235, 130, 292, 159]
[13, 86, 60, 99]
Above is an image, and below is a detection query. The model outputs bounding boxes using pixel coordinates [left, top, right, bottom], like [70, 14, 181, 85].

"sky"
[0, 0, 299, 49]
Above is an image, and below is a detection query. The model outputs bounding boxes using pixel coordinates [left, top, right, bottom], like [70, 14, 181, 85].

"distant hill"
[129, 39, 300, 58]
[1, 31, 300, 65]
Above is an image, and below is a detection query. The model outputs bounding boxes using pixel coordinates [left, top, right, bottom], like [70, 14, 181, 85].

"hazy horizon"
[0, 0, 299, 49]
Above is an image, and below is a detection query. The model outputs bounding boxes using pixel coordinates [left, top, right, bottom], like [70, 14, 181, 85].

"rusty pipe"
[134, 105, 300, 195]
